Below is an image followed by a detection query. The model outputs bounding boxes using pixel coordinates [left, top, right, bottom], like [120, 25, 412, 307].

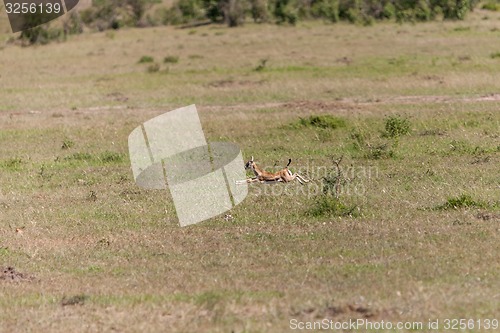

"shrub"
[306, 156, 358, 217]
[384, 115, 411, 138]
[61, 139, 75, 150]
[254, 58, 268, 71]
[0, 158, 23, 171]
[273, 0, 298, 24]
[250, 0, 270, 22]
[311, 0, 340, 22]
[433, 0, 471, 20]
[434, 194, 487, 210]
[203, 0, 224, 22]
[80, 0, 154, 30]
[162, 0, 206, 24]
[63, 12, 84, 35]
[18, 12, 65, 45]
[138, 55, 155, 63]
[490, 52, 500, 59]
[349, 130, 366, 150]
[482, 1, 500, 11]
[164, 55, 180, 63]
[307, 195, 356, 217]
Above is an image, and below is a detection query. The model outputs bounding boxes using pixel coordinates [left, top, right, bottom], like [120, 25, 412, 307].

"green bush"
[349, 129, 368, 151]
[311, 0, 340, 22]
[0, 158, 23, 171]
[164, 55, 180, 63]
[490, 52, 500, 59]
[163, 0, 206, 24]
[434, 194, 487, 210]
[20, 25, 63, 45]
[250, 0, 270, 22]
[80, 0, 155, 30]
[384, 115, 411, 138]
[61, 139, 75, 150]
[138, 55, 155, 63]
[307, 195, 357, 217]
[273, 0, 298, 24]
[63, 12, 84, 35]
[18, 12, 68, 45]
[482, 1, 500, 11]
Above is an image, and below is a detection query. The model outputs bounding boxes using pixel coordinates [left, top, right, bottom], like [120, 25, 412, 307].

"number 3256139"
[5, 2, 62, 14]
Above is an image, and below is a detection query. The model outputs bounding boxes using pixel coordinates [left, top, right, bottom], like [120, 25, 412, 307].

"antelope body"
[236, 156, 310, 185]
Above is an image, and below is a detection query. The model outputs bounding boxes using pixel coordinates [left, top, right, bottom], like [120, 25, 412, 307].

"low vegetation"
[296, 114, 347, 129]
[383, 115, 411, 138]
[434, 194, 489, 210]
[138, 55, 155, 63]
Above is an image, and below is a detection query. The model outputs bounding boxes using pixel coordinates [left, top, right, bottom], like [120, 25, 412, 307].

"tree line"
[18, 0, 491, 44]
[166, 0, 481, 26]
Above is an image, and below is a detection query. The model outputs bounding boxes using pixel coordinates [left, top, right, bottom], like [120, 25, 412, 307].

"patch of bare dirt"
[207, 79, 264, 88]
[336, 56, 353, 65]
[476, 212, 500, 221]
[418, 129, 447, 136]
[0, 266, 34, 282]
[342, 93, 500, 105]
[283, 100, 358, 113]
[291, 303, 395, 321]
[106, 92, 129, 102]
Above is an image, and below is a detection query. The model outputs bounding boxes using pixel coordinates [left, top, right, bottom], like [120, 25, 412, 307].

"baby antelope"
[236, 156, 310, 185]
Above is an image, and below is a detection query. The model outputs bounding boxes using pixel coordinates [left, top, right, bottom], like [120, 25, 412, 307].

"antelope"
[236, 156, 310, 185]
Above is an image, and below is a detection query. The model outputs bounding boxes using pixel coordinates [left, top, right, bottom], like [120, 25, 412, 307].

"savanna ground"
[0, 6, 499, 333]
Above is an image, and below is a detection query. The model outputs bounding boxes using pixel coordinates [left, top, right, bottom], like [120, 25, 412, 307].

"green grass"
[1, 11, 500, 333]
[0, 158, 23, 171]
[434, 194, 490, 210]
[297, 114, 347, 129]
[306, 196, 357, 217]
[138, 55, 154, 63]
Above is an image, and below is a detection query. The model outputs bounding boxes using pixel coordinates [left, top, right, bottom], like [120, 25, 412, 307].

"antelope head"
[244, 156, 256, 170]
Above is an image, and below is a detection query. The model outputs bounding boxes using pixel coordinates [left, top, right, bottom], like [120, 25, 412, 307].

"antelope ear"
[251, 156, 254, 162]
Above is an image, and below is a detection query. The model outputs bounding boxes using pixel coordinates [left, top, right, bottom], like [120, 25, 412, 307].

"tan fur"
[237, 157, 310, 185]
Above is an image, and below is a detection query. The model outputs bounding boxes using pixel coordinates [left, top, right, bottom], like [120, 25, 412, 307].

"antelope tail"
[287, 159, 292, 167]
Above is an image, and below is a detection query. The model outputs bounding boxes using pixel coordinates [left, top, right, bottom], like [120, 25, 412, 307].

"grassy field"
[1, 7, 499, 333]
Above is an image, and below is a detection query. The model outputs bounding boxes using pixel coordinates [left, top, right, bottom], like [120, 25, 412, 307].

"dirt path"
[2, 93, 499, 125]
